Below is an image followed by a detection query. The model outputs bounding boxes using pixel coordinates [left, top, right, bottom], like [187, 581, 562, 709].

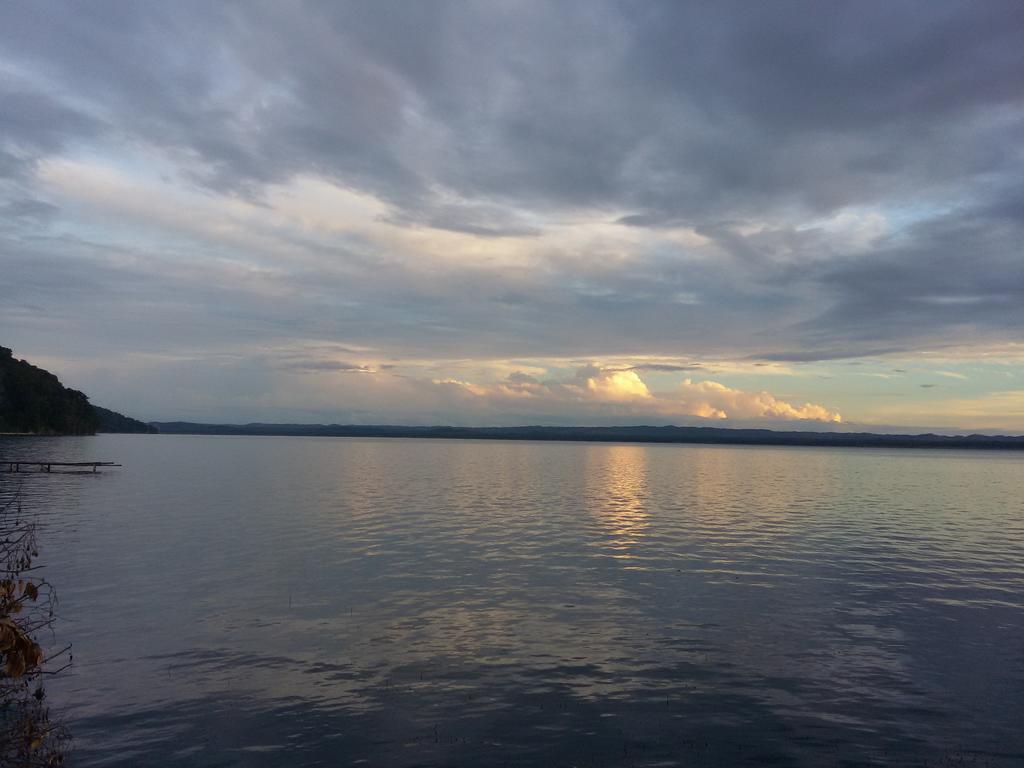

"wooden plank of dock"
[0, 460, 121, 474]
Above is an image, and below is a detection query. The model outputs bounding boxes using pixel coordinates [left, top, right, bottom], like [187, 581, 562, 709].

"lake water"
[2, 434, 1023, 766]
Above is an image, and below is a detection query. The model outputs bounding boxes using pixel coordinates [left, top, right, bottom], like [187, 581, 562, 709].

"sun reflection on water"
[585, 445, 650, 557]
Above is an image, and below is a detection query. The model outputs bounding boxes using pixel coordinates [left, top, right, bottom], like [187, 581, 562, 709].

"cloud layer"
[1, 2, 1022, 428]
[448, 366, 842, 424]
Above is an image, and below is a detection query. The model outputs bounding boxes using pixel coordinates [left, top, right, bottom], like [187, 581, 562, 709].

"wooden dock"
[1, 460, 121, 474]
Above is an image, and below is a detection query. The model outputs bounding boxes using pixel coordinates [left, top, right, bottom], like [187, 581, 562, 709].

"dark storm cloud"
[387, 203, 542, 238]
[0, 82, 101, 179]
[3, 1, 1020, 213]
[615, 1, 1024, 218]
[0, 198, 59, 227]
[278, 360, 374, 374]
[627, 363, 703, 373]
[753, 348, 906, 363]
[1, 0, 1022, 369]
[805, 188, 1024, 348]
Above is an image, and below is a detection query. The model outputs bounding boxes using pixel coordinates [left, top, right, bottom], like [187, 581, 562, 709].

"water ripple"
[2, 435, 1022, 766]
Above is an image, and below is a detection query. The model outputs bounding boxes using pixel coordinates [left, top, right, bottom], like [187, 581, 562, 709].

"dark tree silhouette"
[0, 347, 98, 436]
[0, 347, 156, 436]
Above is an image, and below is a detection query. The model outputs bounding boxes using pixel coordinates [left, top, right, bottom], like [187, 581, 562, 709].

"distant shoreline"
[146, 422, 1024, 451]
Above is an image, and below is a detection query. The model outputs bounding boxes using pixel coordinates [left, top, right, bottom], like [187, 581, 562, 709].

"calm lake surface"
[2, 434, 1023, 766]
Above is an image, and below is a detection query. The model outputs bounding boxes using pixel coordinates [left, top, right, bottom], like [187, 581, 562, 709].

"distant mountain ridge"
[0, 346, 156, 435]
[152, 422, 1024, 450]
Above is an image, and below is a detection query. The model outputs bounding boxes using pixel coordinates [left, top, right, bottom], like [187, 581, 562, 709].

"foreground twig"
[0, 479, 70, 765]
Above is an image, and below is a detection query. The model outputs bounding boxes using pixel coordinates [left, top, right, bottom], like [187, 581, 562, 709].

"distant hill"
[93, 405, 158, 434]
[152, 422, 1024, 450]
[0, 346, 156, 435]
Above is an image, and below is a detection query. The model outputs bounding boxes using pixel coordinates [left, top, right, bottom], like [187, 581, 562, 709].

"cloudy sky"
[2, 1, 1023, 432]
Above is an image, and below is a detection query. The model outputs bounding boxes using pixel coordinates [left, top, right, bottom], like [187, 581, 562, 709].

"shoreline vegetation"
[152, 422, 1024, 451]
[0, 482, 70, 765]
[0, 347, 155, 437]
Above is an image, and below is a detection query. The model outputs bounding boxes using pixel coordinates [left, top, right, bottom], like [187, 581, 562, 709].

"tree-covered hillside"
[0, 346, 157, 435]
[0, 346, 99, 435]
[94, 405, 158, 434]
